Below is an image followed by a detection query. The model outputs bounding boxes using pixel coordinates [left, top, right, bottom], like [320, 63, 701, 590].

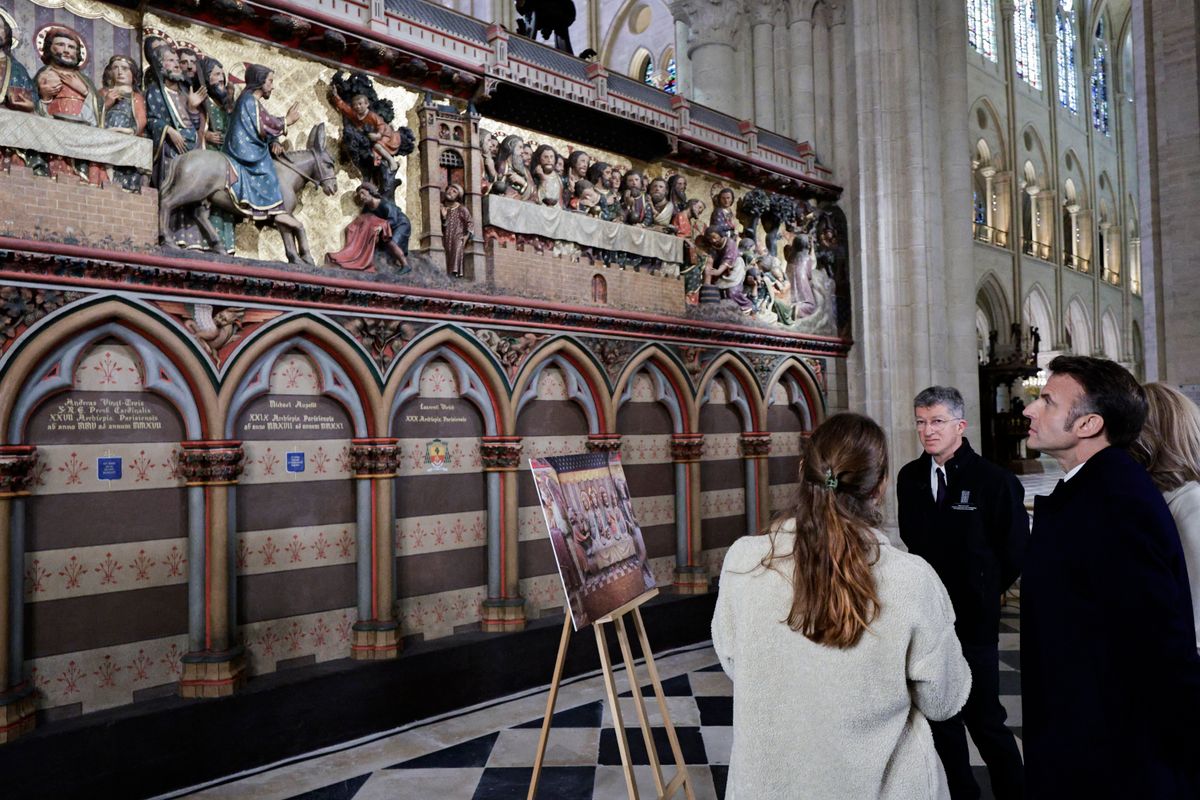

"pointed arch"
[1100, 307, 1122, 360]
[969, 96, 1007, 169]
[382, 325, 510, 436]
[611, 344, 695, 434]
[0, 297, 217, 443]
[764, 358, 825, 431]
[219, 314, 380, 439]
[696, 352, 765, 433]
[1022, 283, 1055, 349]
[512, 338, 611, 434]
[976, 271, 1013, 334]
[1065, 295, 1093, 355]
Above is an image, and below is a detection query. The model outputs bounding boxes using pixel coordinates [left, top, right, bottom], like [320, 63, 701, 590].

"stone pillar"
[673, 18, 693, 99]
[669, 433, 707, 593]
[828, 1, 849, 175]
[670, 0, 742, 118]
[1036, 189, 1057, 261]
[178, 441, 246, 699]
[1074, 207, 1093, 271]
[811, 7, 831, 161]
[845, 0, 977, 528]
[1132, 0, 1200, 386]
[0, 446, 37, 743]
[480, 436, 525, 632]
[980, 166, 996, 240]
[739, 432, 772, 534]
[788, 3, 814, 145]
[748, 2, 777, 131]
[349, 438, 401, 660]
[992, 169, 1012, 246]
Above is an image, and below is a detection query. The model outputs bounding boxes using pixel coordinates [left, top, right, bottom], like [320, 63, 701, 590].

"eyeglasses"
[915, 417, 963, 431]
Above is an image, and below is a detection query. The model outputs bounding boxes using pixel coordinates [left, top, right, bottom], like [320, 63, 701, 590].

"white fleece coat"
[711, 526, 971, 800]
[1164, 481, 1200, 653]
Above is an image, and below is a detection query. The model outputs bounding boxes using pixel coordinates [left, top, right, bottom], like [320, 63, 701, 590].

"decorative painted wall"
[0, 0, 847, 741]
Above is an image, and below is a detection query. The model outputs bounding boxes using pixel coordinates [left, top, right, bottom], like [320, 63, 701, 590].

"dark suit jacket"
[1023, 446, 1200, 798]
[897, 439, 1028, 645]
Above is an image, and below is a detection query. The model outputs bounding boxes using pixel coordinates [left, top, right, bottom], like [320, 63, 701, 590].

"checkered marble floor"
[165, 605, 1023, 800]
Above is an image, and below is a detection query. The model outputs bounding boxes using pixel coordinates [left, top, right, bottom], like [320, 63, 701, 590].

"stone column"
[178, 441, 246, 699]
[673, 18, 693, 99]
[480, 436, 525, 632]
[788, 2, 814, 145]
[0, 446, 37, 743]
[992, 169, 1012, 246]
[739, 432, 772, 534]
[669, 433, 706, 593]
[828, 1, 849, 175]
[670, 0, 742, 118]
[349, 438, 401, 660]
[1037, 189, 1057, 261]
[845, 0, 977, 529]
[748, 1, 777, 131]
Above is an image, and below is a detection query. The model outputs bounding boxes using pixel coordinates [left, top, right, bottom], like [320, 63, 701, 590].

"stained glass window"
[640, 55, 655, 88]
[1091, 19, 1110, 134]
[664, 57, 677, 95]
[1014, 0, 1042, 90]
[967, 0, 997, 61]
[1056, 2, 1078, 112]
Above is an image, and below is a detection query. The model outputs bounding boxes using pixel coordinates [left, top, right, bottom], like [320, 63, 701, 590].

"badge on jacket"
[950, 490, 976, 511]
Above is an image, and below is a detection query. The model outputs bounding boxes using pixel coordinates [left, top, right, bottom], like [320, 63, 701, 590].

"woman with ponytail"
[712, 413, 971, 799]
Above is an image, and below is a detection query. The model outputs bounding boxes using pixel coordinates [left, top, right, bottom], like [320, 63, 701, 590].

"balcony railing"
[1065, 253, 1091, 273]
[1101, 267, 1121, 286]
[1022, 239, 1053, 261]
[973, 223, 1009, 247]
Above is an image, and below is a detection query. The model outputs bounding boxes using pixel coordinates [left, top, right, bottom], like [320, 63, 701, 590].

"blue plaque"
[97, 457, 122, 481]
[286, 451, 305, 473]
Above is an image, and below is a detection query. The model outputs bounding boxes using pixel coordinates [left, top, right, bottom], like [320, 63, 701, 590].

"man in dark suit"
[1022, 355, 1200, 798]
[897, 386, 1027, 800]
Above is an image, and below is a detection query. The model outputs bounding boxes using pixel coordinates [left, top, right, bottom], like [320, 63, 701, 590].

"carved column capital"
[746, 0, 778, 28]
[349, 438, 400, 478]
[670, 0, 744, 45]
[585, 434, 623, 453]
[739, 432, 772, 458]
[480, 436, 523, 471]
[0, 446, 38, 497]
[670, 433, 705, 462]
[179, 441, 244, 486]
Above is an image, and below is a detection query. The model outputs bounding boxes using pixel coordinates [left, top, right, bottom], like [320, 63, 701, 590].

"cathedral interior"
[0, 0, 1195, 797]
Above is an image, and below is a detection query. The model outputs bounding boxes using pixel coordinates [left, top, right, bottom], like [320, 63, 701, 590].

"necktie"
[936, 467, 947, 507]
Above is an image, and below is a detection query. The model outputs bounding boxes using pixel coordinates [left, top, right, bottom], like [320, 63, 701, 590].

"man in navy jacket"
[1022, 355, 1200, 797]
[898, 386, 1027, 799]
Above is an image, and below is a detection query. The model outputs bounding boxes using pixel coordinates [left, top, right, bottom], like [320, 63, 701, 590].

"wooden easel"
[527, 588, 695, 800]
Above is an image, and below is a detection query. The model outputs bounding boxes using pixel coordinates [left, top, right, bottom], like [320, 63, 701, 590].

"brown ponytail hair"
[761, 412, 887, 648]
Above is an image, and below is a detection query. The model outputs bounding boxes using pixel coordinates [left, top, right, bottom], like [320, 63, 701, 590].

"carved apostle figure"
[585, 161, 620, 222]
[146, 43, 207, 247]
[618, 171, 652, 227]
[0, 13, 48, 176]
[489, 134, 532, 201]
[33, 26, 104, 183]
[144, 43, 206, 188]
[647, 177, 675, 232]
[100, 55, 147, 192]
[531, 143, 561, 207]
[199, 56, 237, 253]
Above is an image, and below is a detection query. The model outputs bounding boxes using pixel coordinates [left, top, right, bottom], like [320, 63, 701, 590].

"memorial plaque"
[392, 397, 484, 438]
[27, 392, 185, 444]
[286, 452, 305, 473]
[236, 395, 352, 440]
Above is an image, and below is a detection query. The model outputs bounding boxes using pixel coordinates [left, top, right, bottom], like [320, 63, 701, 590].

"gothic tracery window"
[1056, 1, 1079, 112]
[1091, 19, 1110, 135]
[1014, 0, 1042, 90]
[967, 0, 997, 61]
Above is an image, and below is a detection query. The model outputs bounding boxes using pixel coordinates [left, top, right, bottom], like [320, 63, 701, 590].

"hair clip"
[824, 468, 838, 490]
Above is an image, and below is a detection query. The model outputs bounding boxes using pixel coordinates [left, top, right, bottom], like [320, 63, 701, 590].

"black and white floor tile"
[166, 598, 1022, 800]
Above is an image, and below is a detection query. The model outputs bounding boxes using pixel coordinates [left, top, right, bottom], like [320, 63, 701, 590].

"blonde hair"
[1130, 382, 1200, 492]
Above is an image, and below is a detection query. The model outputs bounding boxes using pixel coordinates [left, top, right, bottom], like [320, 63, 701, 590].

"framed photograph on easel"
[529, 451, 655, 629]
